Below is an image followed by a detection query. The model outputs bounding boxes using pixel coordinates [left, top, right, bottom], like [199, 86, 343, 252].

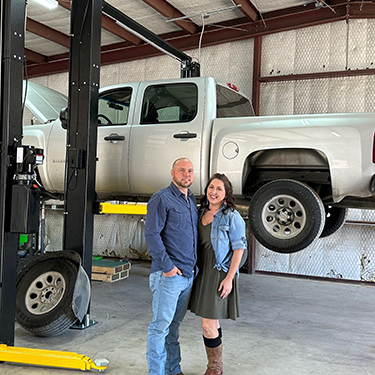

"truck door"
[129, 81, 203, 196]
[96, 86, 134, 197]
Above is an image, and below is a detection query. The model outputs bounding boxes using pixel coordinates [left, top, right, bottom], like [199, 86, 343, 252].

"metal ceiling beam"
[264, 0, 371, 19]
[25, 2, 375, 77]
[232, 0, 258, 21]
[26, 17, 69, 48]
[100, 2, 375, 58]
[258, 68, 375, 82]
[56, 0, 141, 45]
[25, 54, 68, 77]
[142, 0, 198, 34]
[24, 48, 45, 63]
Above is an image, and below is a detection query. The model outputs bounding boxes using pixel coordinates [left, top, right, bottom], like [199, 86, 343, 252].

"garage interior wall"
[260, 19, 375, 115]
[257, 18, 375, 281]
[23, 19, 375, 281]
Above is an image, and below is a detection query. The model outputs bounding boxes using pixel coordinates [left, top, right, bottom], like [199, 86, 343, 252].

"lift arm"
[0, 344, 108, 372]
[99, 201, 147, 215]
[102, 1, 200, 78]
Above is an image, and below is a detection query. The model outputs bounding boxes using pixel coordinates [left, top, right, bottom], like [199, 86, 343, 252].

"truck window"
[98, 88, 132, 125]
[140, 83, 198, 124]
[216, 85, 254, 117]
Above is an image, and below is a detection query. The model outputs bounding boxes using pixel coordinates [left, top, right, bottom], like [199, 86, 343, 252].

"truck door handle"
[173, 132, 197, 139]
[104, 134, 125, 142]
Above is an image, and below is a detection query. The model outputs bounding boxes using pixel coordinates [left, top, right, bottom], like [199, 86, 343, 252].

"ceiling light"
[34, 0, 58, 9]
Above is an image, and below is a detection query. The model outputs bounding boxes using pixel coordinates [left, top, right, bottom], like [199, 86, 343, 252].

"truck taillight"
[227, 83, 239, 92]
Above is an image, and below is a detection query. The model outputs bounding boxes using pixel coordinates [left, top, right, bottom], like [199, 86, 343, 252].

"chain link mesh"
[260, 19, 375, 115]
[42, 207, 149, 260]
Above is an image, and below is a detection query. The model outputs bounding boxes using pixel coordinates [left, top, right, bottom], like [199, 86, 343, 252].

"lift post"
[62, 0, 102, 286]
[63, 0, 201, 278]
[0, 0, 27, 346]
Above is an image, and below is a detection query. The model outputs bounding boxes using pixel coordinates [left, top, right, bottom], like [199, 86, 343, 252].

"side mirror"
[60, 107, 68, 129]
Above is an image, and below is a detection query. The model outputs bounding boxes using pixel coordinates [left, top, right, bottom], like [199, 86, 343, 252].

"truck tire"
[16, 257, 78, 337]
[249, 179, 325, 253]
[320, 206, 348, 238]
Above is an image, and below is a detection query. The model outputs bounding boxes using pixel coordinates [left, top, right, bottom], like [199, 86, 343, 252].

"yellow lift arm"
[0, 344, 108, 372]
[99, 201, 147, 215]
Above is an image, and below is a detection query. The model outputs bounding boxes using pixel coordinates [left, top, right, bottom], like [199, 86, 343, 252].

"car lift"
[0, 0, 197, 371]
[0, 0, 107, 371]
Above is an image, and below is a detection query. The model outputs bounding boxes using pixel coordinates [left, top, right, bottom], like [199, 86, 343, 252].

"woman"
[190, 173, 247, 375]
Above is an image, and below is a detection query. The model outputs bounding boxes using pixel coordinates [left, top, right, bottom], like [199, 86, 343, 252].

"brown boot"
[203, 344, 223, 375]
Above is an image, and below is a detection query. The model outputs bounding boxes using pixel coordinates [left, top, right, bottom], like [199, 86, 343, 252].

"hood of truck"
[23, 81, 68, 123]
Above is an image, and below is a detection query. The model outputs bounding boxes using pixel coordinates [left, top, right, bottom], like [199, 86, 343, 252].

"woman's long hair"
[200, 173, 236, 214]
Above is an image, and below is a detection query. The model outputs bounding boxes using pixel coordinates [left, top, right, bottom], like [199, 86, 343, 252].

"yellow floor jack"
[0, 344, 109, 371]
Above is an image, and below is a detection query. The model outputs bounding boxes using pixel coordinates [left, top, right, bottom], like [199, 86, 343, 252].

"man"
[145, 157, 198, 375]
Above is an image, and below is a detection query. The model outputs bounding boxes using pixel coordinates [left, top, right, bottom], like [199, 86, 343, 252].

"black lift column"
[63, 0, 102, 297]
[0, 0, 26, 345]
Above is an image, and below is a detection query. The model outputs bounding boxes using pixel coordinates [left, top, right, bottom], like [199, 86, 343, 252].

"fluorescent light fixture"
[34, 0, 58, 9]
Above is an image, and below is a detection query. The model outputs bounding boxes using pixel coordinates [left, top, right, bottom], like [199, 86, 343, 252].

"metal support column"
[252, 36, 262, 116]
[0, 0, 26, 345]
[62, 0, 101, 296]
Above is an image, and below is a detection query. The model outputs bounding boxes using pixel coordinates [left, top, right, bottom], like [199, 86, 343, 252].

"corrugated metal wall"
[26, 19, 375, 281]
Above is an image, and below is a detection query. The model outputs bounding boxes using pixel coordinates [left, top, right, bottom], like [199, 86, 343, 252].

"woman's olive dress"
[189, 221, 239, 320]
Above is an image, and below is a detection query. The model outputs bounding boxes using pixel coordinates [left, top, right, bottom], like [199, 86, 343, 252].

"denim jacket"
[199, 205, 247, 274]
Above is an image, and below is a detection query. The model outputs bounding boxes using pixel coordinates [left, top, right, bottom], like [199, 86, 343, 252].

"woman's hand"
[218, 276, 233, 299]
[218, 249, 244, 298]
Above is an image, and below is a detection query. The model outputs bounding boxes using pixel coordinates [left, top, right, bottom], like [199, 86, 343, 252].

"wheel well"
[242, 148, 332, 199]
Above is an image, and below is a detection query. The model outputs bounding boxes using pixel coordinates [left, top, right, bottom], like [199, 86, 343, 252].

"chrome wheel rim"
[25, 271, 66, 315]
[261, 194, 307, 239]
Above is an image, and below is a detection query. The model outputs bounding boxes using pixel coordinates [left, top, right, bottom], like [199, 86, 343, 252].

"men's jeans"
[147, 270, 193, 375]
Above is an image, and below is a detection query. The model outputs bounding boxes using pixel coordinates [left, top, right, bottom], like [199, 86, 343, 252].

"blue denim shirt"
[200, 205, 247, 273]
[145, 182, 198, 278]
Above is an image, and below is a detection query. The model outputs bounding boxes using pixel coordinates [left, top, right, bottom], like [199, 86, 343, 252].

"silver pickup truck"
[23, 76, 375, 254]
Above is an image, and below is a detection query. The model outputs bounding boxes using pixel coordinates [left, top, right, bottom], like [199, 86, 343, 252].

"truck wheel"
[16, 257, 78, 337]
[320, 206, 348, 238]
[249, 179, 325, 253]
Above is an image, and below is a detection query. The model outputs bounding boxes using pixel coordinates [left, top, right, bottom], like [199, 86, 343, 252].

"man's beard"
[173, 177, 192, 189]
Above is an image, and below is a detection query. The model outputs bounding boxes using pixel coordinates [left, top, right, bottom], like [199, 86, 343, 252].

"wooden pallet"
[91, 259, 131, 282]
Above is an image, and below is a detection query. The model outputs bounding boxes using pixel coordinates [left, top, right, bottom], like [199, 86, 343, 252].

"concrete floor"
[3, 260, 375, 375]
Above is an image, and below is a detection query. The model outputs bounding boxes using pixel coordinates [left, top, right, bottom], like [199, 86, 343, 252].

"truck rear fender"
[241, 148, 331, 196]
[211, 116, 370, 203]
